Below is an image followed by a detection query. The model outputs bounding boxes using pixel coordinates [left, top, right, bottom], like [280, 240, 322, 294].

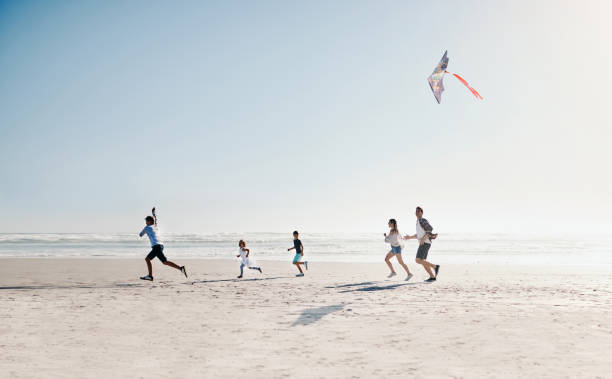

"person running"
[287, 230, 308, 277]
[404, 206, 439, 282]
[138, 207, 187, 281]
[384, 219, 413, 281]
[236, 240, 262, 278]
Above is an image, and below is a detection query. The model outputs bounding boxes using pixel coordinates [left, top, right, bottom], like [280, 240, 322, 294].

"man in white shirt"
[404, 206, 440, 282]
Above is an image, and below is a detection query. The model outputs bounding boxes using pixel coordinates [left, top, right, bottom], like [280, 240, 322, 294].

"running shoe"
[181, 266, 188, 278]
[296, 273, 305, 277]
[405, 273, 413, 281]
[424, 277, 436, 283]
[387, 272, 397, 278]
[237, 275, 243, 279]
[140, 275, 153, 281]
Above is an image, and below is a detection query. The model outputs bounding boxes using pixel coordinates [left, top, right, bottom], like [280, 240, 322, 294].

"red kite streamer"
[446, 71, 483, 100]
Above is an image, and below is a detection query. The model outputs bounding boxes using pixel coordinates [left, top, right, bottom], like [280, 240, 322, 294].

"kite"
[427, 50, 483, 103]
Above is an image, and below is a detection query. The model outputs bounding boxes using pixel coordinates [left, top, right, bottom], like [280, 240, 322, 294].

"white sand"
[1, 258, 611, 378]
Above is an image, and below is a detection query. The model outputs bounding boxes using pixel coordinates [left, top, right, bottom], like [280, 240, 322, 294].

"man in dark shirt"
[287, 230, 308, 276]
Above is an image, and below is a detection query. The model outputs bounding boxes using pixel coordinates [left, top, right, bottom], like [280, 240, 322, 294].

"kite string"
[445, 70, 483, 100]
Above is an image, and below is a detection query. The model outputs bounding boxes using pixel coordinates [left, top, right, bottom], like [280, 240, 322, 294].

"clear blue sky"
[1, 0, 611, 234]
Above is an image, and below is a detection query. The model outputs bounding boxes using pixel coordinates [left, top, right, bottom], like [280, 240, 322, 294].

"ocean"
[1, 232, 611, 265]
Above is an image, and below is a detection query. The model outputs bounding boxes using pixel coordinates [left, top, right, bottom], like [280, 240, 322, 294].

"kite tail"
[445, 71, 483, 100]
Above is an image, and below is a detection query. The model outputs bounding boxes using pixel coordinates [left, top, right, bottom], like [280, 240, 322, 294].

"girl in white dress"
[237, 240, 262, 278]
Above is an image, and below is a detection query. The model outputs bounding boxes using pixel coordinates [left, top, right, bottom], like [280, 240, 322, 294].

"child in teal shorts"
[287, 231, 308, 277]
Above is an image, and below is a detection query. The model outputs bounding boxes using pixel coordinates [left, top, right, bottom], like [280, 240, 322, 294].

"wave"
[1, 233, 611, 265]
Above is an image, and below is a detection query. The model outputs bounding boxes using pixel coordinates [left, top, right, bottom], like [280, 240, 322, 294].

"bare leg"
[384, 252, 395, 273]
[415, 258, 435, 278]
[163, 261, 182, 270]
[294, 262, 304, 273]
[145, 258, 153, 276]
[420, 260, 437, 270]
[395, 254, 412, 275]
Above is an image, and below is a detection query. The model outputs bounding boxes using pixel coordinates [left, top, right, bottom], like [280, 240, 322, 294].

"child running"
[384, 219, 413, 281]
[138, 207, 187, 281]
[236, 240, 262, 278]
[287, 230, 308, 277]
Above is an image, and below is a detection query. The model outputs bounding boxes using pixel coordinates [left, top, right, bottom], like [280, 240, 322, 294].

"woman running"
[384, 219, 413, 281]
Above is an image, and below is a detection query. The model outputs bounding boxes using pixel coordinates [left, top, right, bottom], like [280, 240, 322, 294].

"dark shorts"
[146, 244, 167, 262]
[416, 243, 431, 260]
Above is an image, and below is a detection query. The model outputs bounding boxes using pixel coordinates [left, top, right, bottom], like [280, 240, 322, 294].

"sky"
[1, 0, 611, 235]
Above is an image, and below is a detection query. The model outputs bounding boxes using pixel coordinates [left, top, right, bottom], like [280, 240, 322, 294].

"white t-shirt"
[139, 225, 162, 247]
[239, 247, 255, 266]
[416, 219, 431, 244]
[239, 247, 248, 260]
[385, 232, 403, 247]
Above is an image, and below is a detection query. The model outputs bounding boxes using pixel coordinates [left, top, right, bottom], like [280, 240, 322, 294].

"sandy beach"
[1, 258, 611, 378]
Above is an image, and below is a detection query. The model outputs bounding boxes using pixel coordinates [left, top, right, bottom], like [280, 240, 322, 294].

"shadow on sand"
[325, 281, 381, 289]
[0, 283, 146, 291]
[338, 282, 421, 293]
[191, 276, 292, 284]
[1, 277, 296, 290]
[292, 304, 344, 326]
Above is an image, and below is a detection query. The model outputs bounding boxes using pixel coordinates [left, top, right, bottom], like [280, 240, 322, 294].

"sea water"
[1, 233, 611, 266]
